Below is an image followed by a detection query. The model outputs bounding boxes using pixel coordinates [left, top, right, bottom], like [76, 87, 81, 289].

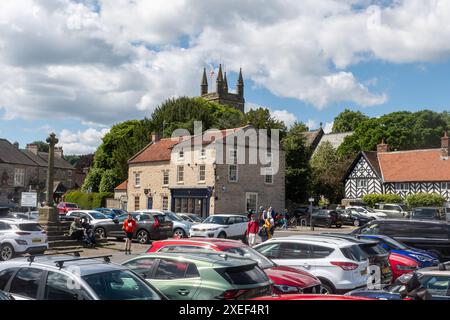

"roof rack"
[54, 255, 112, 269]
[27, 250, 83, 265]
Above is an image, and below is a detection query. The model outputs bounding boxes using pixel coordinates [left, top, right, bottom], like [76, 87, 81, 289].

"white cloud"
[58, 127, 109, 155]
[0, 0, 450, 124]
[323, 121, 334, 134]
[271, 109, 297, 128]
[306, 119, 319, 131]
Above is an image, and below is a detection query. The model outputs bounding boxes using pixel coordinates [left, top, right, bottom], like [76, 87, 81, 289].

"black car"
[408, 207, 444, 220]
[310, 210, 343, 228]
[351, 219, 450, 262]
[338, 209, 374, 227]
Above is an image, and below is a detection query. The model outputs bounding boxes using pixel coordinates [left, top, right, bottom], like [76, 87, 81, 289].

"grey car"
[93, 212, 173, 244]
[140, 210, 193, 238]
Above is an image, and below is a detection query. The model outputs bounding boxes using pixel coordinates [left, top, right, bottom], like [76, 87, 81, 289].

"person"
[281, 208, 289, 230]
[81, 217, 96, 247]
[122, 213, 137, 254]
[269, 207, 276, 220]
[69, 217, 84, 241]
[246, 213, 259, 247]
[259, 217, 271, 242]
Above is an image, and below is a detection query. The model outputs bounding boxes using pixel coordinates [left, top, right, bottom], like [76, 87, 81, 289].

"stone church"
[200, 65, 245, 113]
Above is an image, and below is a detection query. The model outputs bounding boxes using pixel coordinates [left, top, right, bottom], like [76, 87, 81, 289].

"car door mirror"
[113, 218, 119, 224]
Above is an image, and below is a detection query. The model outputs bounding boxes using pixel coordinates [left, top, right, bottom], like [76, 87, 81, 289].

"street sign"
[21, 192, 37, 208]
[308, 197, 315, 203]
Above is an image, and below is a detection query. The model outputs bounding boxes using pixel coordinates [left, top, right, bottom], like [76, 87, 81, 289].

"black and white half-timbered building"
[343, 132, 450, 205]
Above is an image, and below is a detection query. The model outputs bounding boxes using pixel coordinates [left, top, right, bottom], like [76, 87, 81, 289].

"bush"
[362, 194, 404, 207]
[64, 190, 113, 209]
[405, 193, 446, 208]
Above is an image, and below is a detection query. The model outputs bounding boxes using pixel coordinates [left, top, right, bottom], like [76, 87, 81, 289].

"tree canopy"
[243, 108, 287, 132]
[31, 140, 49, 153]
[332, 109, 369, 133]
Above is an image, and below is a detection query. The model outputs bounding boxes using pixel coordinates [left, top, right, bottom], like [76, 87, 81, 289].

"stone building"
[200, 65, 245, 113]
[126, 127, 285, 217]
[342, 132, 450, 205]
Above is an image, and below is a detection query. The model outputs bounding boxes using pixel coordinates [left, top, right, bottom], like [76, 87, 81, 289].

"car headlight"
[273, 284, 302, 294]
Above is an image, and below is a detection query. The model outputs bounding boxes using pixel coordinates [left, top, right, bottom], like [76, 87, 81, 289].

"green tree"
[81, 168, 105, 193]
[99, 169, 119, 193]
[31, 140, 49, 153]
[243, 108, 287, 132]
[405, 193, 446, 208]
[332, 109, 369, 133]
[64, 155, 81, 166]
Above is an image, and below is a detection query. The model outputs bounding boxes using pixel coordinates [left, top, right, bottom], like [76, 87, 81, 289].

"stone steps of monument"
[48, 239, 81, 248]
[47, 235, 71, 241]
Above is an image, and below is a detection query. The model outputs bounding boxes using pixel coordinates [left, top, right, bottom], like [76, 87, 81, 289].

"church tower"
[200, 64, 245, 113]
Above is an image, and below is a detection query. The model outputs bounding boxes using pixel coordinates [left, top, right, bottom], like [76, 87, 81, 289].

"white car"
[347, 206, 387, 219]
[0, 219, 48, 261]
[254, 235, 370, 294]
[65, 210, 111, 224]
[189, 214, 249, 240]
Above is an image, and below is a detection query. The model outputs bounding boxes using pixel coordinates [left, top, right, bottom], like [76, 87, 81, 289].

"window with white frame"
[441, 182, 450, 190]
[396, 183, 409, 191]
[14, 168, 25, 187]
[163, 170, 169, 186]
[356, 179, 367, 189]
[246, 193, 258, 213]
[134, 172, 141, 187]
[264, 168, 273, 184]
[177, 166, 184, 183]
[162, 196, 169, 211]
[198, 165, 206, 182]
[228, 165, 238, 182]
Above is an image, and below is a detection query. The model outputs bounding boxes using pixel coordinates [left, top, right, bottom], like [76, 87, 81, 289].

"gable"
[344, 153, 380, 181]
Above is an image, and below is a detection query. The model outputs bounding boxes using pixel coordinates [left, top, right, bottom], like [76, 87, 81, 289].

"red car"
[389, 252, 419, 281]
[147, 238, 323, 294]
[56, 202, 79, 215]
[252, 294, 376, 300]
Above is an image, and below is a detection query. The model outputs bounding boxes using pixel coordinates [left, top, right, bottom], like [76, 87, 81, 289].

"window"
[177, 166, 184, 183]
[441, 182, 450, 190]
[198, 165, 206, 182]
[123, 258, 157, 279]
[14, 168, 25, 187]
[0, 222, 11, 231]
[396, 183, 409, 191]
[228, 165, 238, 182]
[162, 170, 169, 186]
[264, 168, 273, 184]
[255, 243, 281, 259]
[311, 245, 334, 258]
[200, 148, 206, 158]
[68, 170, 73, 177]
[134, 196, 140, 211]
[179, 149, 184, 159]
[154, 259, 190, 280]
[279, 243, 311, 259]
[9, 268, 44, 299]
[215, 265, 268, 285]
[162, 196, 169, 211]
[356, 179, 367, 189]
[229, 148, 237, 163]
[134, 172, 141, 187]
[44, 271, 84, 300]
[246, 193, 258, 212]
[0, 268, 17, 291]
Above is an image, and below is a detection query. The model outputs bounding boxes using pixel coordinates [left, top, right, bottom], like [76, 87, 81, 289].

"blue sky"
[0, 0, 449, 154]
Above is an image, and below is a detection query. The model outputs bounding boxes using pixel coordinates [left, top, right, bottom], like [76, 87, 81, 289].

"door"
[108, 214, 127, 237]
[226, 217, 240, 238]
[278, 242, 315, 272]
[6, 267, 45, 300]
[150, 258, 201, 300]
[234, 216, 248, 238]
[0, 221, 12, 244]
[147, 197, 153, 209]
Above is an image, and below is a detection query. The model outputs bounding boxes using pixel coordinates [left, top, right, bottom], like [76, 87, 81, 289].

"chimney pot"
[26, 144, 39, 155]
[54, 146, 63, 158]
[151, 132, 161, 143]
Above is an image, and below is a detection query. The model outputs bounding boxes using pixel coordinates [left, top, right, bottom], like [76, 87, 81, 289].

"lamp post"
[308, 197, 315, 231]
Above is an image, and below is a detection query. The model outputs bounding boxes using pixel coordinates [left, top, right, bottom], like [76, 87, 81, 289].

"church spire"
[223, 71, 229, 93]
[216, 64, 224, 94]
[201, 67, 208, 95]
[237, 68, 244, 97]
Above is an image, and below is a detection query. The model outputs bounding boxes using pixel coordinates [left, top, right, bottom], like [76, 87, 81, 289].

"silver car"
[137, 210, 193, 238]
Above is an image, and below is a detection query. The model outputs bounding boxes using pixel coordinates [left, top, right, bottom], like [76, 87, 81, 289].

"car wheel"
[218, 232, 227, 239]
[318, 279, 335, 294]
[173, 228, 186, 238]
[137, 230, 150, 244]
[353, 220, 360, 227]
[94, 227, 106, 239]
[0, 243, 15, 261]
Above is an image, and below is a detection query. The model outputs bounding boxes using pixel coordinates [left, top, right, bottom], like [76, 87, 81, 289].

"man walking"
[246, 213, 259, 247]
[122, 213, 137, 254]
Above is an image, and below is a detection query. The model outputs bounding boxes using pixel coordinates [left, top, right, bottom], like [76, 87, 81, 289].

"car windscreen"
[189, 215, 203, 223]
[163, 211, 183, 222]
[412, 208, 436, 218]
[340, 245, 369, 262]
[215, 264, 268, 285]
[82, 270, 163, 300]
[89, 211, 108, 219]
[203, 216, 229, 225]
[18, 223, 43, 232]
[419, 275, 450, 297]
[66, 203, 78, 208]
[221, 247, 275, 269]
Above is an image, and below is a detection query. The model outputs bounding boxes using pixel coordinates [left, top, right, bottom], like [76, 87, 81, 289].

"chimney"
[54, 146, 63, 158]
[441, 131, 449, 159]
[13, 142, 19, 148]
[26, 143, 39, 155]
[377, 138, 390, 153]
[151, 132, 161, 143]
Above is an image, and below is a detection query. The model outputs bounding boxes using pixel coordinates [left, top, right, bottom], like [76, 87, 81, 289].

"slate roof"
[314, 131, 353, 153]
[0, 139, 37, 166]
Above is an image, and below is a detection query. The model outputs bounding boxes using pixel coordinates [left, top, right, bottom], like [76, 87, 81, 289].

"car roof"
[152, 238, 245, 248]
[205, 214, 246, 217]
[266, 234, 358, 247]
[319, 234, 380, 244]
[374, 219, 448, 225]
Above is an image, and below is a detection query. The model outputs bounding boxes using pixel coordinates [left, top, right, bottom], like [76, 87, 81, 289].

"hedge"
[64, 190, 113, 209]
[405, 193, 446, 208]
[362, 194, 404, 207]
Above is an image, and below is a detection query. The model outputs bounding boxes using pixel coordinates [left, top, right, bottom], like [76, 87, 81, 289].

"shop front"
[170, 188, 213, 218]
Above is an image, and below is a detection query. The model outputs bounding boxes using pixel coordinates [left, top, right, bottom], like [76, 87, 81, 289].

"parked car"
[62, 210, 110, 225]
[0, 290, 13, 300]
[338, 209, 374, 227]
[388, 252, 419, 280]
[142, 210, 193, 238]
[310, 210, 343, 228]
[357, 234, 439, 268]
[147, 238, 323, 294]
[0, 219, 48, 261]
[189, 214, 249, 239]
[93, 208, 127, 219]
[351, 219, 450, 261]
[373, 203, 409, 219]
[93, 212, 173, 244]
[56, 202, 79, 215]
[6, 211, 39, 221]
[254, 235, 370, 294]
[252, 294, 376, 300]
[0, 254, 166, 300]
[122, 251, 272, 300]
[407, 207, 444, 220]
[177, 213, 204, 224]
[346, 206, 387, 219]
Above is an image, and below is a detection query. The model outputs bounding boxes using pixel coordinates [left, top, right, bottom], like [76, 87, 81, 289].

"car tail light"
[15, 232, 31, 236]
[221, 289, 248, 300]
[330, 261, 359, 270]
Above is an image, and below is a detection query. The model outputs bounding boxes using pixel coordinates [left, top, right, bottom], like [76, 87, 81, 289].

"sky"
[0, 0, 450, 155]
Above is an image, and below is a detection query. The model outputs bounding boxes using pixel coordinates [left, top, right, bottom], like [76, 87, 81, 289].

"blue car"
[93, 208, 127, 219]
[358, 234, 439, 268]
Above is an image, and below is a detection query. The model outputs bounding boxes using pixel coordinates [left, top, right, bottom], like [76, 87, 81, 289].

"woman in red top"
[246, 213, 259, 247]
[122, 213, 137, 254]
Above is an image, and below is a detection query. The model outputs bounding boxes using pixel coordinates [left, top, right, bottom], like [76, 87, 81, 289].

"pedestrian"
[246, 213, 259, 247]
[69, 217, 84, 241]
[122, 213, 137, 254]
[81, 217, 96, 247]
[281, 208, 289, 230]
